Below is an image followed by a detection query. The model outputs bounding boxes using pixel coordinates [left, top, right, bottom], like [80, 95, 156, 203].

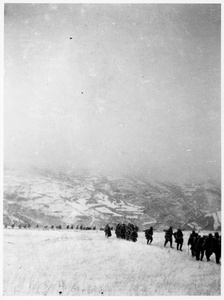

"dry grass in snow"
[3, 229, 221, 296]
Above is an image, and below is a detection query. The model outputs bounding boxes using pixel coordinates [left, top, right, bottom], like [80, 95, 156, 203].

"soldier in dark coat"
[131, 229, 138, 242]
[125, 223, 132, 241]
[164, 226, 174, 248]
[187, 231, 198, 257]
[115, 223, 121, 238]
[211, 232, 221, 264]
[203, 233, 213, 261]
[174, 229, 184, 251]
[195, 235, 205, 261]
[104, 224, 112, 238]
[121, 224, 126, 239]
[145, 227, 153, 245]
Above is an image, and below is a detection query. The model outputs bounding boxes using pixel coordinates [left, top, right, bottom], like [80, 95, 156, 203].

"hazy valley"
[3, 167, 221, 231]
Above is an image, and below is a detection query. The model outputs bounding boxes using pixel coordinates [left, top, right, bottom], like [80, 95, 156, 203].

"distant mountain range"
[3, 167, 221, 231]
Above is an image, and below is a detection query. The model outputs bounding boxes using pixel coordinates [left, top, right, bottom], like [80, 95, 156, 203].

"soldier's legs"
[200, 249, 204, 261]
[164, 239, 168, 247]
[177, 243, 179, 250]
[196, 250, 200, 261]
[180, 243, 183, 251]
[205, 249, 211, 261]
[170, 239, 173, 248]
[215, 251, 221, 264]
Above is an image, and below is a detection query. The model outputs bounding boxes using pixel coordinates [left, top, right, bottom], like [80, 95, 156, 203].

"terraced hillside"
[3, 167, 221, 230]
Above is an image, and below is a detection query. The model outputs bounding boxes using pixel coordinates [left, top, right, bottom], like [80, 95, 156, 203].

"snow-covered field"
[3, 229, 221, 296]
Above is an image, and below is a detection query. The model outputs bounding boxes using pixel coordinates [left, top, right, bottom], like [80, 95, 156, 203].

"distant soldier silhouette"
[211, 232, 221, 264]
[174, 229, 183, 251]
[164, 226, 174, 248]
[130, 224, 138, 242]
[121, 224, 126, 239]
[104, 224, 112, 238]
[115, 223, 122, 238]
[195, 235, 205, 261]
[203, 233, 213, 261]
[125, 224, 131, 241]
[145, 227, 153, 245]
[188, 231, 198, 257]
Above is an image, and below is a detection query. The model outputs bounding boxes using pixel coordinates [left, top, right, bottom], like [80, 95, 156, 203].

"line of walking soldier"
[163, 226, 183, 250]
[163, 226, 221, 264]
[104, 223, 139, 242]
[115, 223, 139, 242]
[104, 224, 221, 264]
[187, 230, 221, 264]
[145, 226, 183, 250]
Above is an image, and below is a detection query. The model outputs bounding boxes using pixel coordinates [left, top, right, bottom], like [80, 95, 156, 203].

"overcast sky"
[4, 4, 221, 184]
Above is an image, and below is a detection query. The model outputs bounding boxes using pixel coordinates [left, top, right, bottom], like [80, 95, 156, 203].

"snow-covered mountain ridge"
[3, 167, 221, 230]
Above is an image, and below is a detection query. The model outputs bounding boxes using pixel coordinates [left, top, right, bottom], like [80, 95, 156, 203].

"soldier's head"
[208, 233, 213, 238]
[215, 232, 219, 238]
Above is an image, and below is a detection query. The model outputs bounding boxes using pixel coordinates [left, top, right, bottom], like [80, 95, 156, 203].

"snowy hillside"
[3, 229, 221, 296]
[3, 167, 221, 230]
